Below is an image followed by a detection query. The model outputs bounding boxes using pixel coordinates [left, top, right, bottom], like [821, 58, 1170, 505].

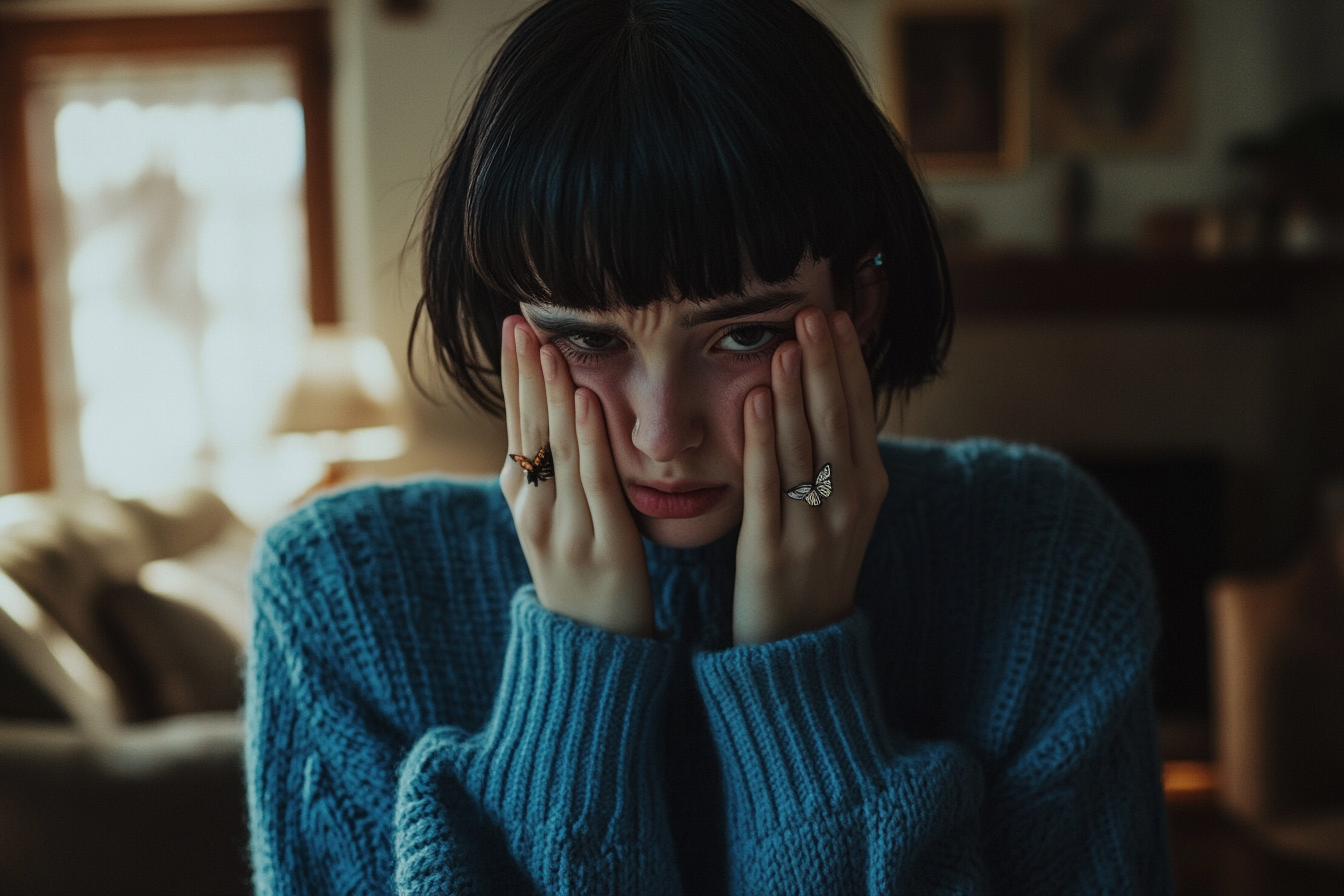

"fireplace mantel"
[949, 253, 1344, 317]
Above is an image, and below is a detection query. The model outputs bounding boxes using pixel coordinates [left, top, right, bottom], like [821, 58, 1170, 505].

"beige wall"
[327, 0, 528, 481]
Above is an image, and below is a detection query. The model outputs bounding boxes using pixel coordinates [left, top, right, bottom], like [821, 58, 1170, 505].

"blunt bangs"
[417, 0, 952, 416]
[464, 1, 875, 309]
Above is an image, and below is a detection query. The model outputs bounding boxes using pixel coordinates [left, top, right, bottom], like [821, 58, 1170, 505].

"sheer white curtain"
[27, 54, 322, 526]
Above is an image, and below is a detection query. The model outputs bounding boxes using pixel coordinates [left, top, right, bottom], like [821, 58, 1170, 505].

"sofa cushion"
[0, 570, 120, 727]
[98, 583, 243, 719]
[0, 489, 250, 724]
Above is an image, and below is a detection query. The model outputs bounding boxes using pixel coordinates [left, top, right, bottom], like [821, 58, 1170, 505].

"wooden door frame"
[0, 8, 337, 492]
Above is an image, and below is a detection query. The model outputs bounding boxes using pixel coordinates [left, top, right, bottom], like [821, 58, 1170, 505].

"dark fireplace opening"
[1070, 452, 1227, 759]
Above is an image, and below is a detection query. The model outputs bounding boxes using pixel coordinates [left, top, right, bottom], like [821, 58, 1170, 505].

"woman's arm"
[701, 447, 1171, 895]
[392, 589, 680, 895]
[246, 521, 683, 896]
[694, 614, 987, 894]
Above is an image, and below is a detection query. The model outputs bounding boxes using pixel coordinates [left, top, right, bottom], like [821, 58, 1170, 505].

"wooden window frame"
[0, 8, 338, 492]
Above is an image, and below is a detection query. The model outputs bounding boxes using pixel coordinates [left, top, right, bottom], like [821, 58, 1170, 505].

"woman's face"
[520, 257, 839, 548]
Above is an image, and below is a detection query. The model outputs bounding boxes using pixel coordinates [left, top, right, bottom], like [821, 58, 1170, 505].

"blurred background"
[0, 0, 1341, 893]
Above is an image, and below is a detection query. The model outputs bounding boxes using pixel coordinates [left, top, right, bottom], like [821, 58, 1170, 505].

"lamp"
[272, 325, 407, 490]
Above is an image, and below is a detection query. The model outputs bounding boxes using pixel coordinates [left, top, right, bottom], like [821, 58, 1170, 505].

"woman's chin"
[634, 504, 741, 550]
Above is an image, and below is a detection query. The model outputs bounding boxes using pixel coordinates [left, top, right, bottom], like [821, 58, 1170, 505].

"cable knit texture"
[245, 439, 1172, 895]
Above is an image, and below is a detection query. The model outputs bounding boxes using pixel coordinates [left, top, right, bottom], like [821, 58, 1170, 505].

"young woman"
[246, 1, 1172, 893]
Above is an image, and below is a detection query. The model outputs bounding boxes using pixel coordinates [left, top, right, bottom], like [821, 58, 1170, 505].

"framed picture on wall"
[886, 0, 1028, 175]
[1034, 0, 1190, 153]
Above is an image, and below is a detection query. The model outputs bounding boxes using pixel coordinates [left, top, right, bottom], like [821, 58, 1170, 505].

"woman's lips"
[626, 483, 729, 519]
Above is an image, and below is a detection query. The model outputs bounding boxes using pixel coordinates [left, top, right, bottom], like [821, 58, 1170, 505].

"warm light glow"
[352, 337, 402, 404]
[0, 573, 42, 632]
[307, 426, 408, 463]
[175, 99, 304, 196]
[72, 306, 207, 496]
[44, 59, 316, 526]
[1163, 760, 1218, 801]
[53, 101, 101, 197]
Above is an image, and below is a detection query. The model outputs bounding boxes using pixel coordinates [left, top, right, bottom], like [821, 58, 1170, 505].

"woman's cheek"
[567, 366, 635, 439]
[714, 365, 772, 457]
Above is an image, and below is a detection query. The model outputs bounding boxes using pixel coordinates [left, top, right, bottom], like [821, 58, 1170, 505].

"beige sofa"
[0, 487, 255, 895]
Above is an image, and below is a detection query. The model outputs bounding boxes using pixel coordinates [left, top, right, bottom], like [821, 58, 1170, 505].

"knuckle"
[776, 381, 805, 411]
[549, 437, 577, 465]
[513, 500, 550, 544]
[784, 527, 820, 555]
[582, 477, 612, 502]
[557, 536, 590, 567]
[820, 400, 848, 436]
[783, 431, 811, 459]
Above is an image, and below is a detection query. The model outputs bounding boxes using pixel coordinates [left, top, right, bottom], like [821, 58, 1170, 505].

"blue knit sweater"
[245, 438, 1172, 894]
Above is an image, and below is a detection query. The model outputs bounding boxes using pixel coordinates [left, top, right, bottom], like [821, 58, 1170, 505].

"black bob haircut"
[413, 0, 952, 420]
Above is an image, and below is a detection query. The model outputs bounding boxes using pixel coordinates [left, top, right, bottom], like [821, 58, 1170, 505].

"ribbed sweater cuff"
[692, 612, 893, 833]
[463, 587, 674, 830]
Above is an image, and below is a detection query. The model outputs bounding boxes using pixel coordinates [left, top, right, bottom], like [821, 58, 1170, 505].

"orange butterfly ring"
[508, 444, 555, 487]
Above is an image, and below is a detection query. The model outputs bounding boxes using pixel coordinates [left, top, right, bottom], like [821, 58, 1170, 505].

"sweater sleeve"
[392, 588, 683, 895]
[692, 448, 1171, 895]
[246, 520, 683, 895]
[693, 615, 987, 895]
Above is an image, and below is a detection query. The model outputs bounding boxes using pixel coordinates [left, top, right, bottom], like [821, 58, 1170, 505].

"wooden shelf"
[949, 253, 1344, 318]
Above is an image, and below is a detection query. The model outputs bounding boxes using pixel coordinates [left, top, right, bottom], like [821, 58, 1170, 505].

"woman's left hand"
[733, 307, 888, 645]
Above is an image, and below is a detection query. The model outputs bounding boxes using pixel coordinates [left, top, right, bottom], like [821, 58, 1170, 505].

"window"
[1, 9, 336, 521]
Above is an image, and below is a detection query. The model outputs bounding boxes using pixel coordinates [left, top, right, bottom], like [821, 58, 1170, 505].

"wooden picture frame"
[1033, 0, 1189, 153]
[886, 0, 1028, 175]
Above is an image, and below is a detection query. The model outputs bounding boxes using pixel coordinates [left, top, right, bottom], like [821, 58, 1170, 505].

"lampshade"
[272, 325, 407, 462]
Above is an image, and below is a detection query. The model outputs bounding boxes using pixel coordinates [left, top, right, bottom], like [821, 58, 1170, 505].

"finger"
[575, 386, 651, 636]
[513, 323, 552, 493]
[500, 316, 523, 486]
[771, 339, 813, 500]
[741, 387, 781, 542]
[796, 305, 851, 471]
[541, 343, 589, 529]
[573, 387, 629, 535]
[829, 310, 881, 468]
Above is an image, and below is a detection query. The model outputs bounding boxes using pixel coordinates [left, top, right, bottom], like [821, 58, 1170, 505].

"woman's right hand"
[499, 315, 654, 638]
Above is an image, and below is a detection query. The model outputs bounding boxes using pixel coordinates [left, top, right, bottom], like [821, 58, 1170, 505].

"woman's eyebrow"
[522, 308, 620, 336]
[523, 289, 807, 333]
[679, 290, 808, 328]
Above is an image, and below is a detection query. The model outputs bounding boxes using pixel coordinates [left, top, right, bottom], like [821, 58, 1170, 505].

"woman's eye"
[719, 325, 777, 353]
[567, 331, 620, 352]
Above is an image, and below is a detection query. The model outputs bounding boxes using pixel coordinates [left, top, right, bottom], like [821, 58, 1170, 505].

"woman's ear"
[849, 248, 887, 341]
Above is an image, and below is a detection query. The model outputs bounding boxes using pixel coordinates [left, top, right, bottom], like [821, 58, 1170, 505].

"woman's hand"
[733, 308, 888, 645]
[500, 316, 654, 638]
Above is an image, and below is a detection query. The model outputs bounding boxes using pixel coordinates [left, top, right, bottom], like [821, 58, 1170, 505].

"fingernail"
[832, 311, 856, 343]
[539, 346, 556, 381]
[803, 309, 823, 342]
[513, 324, 527, 354]
[780, 344, 800, 377]
[574, 388, 589, 423]
[753, 390, 771, 421]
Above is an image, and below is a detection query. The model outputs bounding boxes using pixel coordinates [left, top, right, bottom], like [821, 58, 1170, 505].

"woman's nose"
[629, 378, 703, 463]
